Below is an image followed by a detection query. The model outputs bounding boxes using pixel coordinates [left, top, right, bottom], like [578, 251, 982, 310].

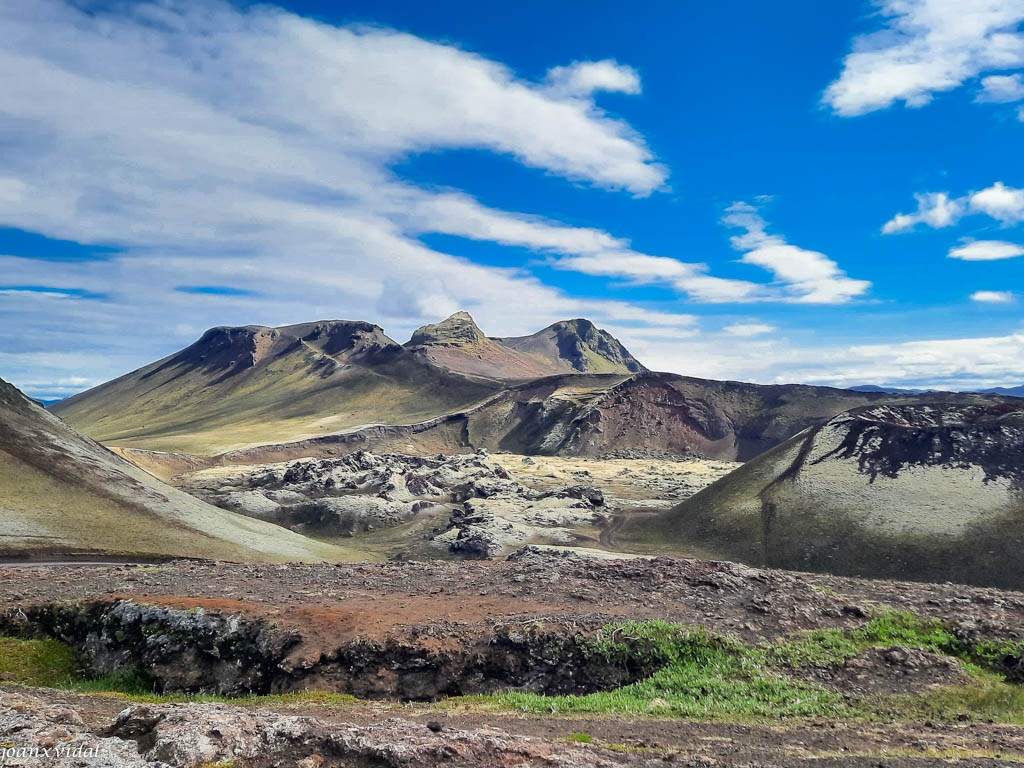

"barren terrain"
[3, 555, 1024, 766]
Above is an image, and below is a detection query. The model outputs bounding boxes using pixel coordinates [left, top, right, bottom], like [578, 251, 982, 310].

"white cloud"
[546, 203, 871, 306]
[977, 72, 1024, 101]
[949, 240, 1024, 259]
[969, 181, 1024, 224]
[545, 60, 642, 97]
[550, 252, 768, 303]
[824, 0, 1024, 116]
[723, 203, 872, 304]
[884, 182, 1024, 233]
[722, 323, 777, 336]
[881, 192, 965, 233]
[971, 290, 1016, 302]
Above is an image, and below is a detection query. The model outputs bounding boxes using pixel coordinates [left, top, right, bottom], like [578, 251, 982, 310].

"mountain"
[404, 311, 560, 380]
[404, 312, 645, 380]
[850, 385, 936, 395]
[628, 398, 1024, 588]
[53, 313, 645, 455]
[56, 311, 1001, 468]
[853, 384, 1024, 398]
[0, 376, 349, 562]
[979, 385, 1024, 398]
[496, 318, 646, 375]
[53, 320, 502, 455]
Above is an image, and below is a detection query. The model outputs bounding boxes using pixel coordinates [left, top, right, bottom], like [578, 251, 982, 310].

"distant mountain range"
[852, 384, 1024, 397]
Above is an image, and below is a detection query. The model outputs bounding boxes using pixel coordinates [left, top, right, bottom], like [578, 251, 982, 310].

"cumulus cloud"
[971, 290, 1016, 302]
[884, 182, 1024, 233]
[949, 240, 1024, 259]
[881, 192, 965, 233]
[970, 181, 1024, 224]
[823, 0, 1024, 116]
[977, 72, 1024, 101]
[722, 203, 872, 304]
[545, 60, 642, 97]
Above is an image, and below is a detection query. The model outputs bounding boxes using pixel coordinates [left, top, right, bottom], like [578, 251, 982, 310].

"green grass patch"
[772, 610, 1024, 680]
[566, 733, 592, 743]
[478, 611, 1024, 721]
[0, 637, 81, 687]
[495, 621, 846, 718]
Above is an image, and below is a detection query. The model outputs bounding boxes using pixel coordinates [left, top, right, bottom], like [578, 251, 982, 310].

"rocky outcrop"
[0, 690, 156, 768]
[4, 598, 653, 699]
[187, 450, 608, 557]
[1, 689, 642, 768]
[408, 311, 487, 348]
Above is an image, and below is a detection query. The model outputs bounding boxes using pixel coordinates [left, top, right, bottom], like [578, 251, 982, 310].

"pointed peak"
[408, 311, 486, 348]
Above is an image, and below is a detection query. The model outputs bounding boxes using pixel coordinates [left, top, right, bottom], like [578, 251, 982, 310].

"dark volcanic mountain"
[53, 320, 501, 454]
[496, 318, 646, 375]
[53, 313, 647, 454]
[630, 398, 1024, 588]
[404, 312, 644, 380]
[0, 377, 345, 561]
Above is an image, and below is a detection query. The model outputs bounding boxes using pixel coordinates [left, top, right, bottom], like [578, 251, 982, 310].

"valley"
[5, 312, 1024, 767]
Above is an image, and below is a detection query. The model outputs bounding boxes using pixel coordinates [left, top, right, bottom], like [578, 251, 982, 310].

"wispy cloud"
[722, 203, 871, 304]
[547, 203, 871, 306]
[722, 323, 777, 336]
[823, 0, 1024, 117]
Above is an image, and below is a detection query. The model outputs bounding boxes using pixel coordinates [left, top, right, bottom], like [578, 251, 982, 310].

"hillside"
[53, 320, 502, 455]
[132, 371, 919, 471]
[52, 314, 646, 455]
[0, 377, 352, 562]
[625, 398, 1024, 588]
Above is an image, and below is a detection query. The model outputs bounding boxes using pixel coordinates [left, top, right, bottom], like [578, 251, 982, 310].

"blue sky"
[1, 0, 1023, 399]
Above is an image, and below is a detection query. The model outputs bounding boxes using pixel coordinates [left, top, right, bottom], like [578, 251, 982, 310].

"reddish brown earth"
[4, 554, 1024, 652]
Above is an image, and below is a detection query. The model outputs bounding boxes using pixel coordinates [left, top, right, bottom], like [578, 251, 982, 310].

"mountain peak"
[408, 311, 486, 348]
[500, 318, 646, 374]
